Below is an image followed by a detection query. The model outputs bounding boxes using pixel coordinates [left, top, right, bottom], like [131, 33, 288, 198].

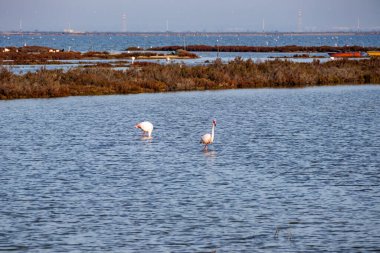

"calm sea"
[1, 86, 379, 252]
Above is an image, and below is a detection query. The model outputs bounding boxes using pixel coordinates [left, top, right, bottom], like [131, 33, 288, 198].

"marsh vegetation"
[1, 57, 379, 99]
[0, 46, 198, 65]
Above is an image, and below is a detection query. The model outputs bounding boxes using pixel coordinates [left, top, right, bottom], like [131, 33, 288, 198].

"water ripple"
[0, 86, 379, 252]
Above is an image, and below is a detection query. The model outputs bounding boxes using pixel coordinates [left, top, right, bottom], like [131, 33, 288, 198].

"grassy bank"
[1, 58, 380, 99]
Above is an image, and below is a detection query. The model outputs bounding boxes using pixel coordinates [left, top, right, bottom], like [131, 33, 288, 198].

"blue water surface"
[1, 33, 380, 52]
[1, 86, 379, 252]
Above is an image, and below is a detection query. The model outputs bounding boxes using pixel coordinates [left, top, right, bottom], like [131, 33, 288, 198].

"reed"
[1, 58, 379, 99]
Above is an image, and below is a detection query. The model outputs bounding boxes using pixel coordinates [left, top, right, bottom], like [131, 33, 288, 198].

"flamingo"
[200, 119, 216, 151]
[135, 121, 153, 138]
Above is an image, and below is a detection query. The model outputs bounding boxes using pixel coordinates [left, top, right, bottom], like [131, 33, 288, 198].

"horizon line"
[1, 30, 380, 36]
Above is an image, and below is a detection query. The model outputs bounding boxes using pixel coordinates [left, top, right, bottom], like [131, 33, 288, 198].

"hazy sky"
[0, 0, 379, 32]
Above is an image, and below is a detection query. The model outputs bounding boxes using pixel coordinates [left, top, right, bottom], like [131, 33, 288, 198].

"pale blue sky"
[0, 0, 379, 32]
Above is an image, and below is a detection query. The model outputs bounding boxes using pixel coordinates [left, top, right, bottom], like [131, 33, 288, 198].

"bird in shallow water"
[135, 121, 154, 138]
[200, 119, 216, 151]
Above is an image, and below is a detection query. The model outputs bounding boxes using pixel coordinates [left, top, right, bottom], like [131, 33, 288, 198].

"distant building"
[63, 28, 83, 34]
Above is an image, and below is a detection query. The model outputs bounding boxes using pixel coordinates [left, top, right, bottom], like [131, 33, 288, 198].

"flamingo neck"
[211, 124, 215, 142]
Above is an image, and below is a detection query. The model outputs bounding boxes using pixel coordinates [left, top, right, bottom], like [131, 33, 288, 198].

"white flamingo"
[135, 121, 153, 138]
[200, 119, 216, 151]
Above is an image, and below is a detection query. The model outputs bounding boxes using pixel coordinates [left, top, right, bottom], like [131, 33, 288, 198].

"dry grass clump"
[0, 67, 142, 99]
[1, 58, 379, 99]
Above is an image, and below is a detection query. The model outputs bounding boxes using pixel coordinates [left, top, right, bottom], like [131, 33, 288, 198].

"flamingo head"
[135, 123, 141, 129]
[212, 119, 217, 126]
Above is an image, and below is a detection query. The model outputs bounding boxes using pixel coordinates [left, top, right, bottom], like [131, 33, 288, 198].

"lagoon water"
[2, 34, 380, 52]
[1, 85, 380, 252]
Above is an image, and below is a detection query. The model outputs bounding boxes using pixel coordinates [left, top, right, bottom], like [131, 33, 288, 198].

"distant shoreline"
[1, 31, 380, 37]
[151, 45, 380, 53]
[0, 46, 198, 65]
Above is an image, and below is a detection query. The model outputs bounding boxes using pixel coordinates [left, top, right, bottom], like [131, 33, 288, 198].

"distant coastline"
[1, 31, 380, 36]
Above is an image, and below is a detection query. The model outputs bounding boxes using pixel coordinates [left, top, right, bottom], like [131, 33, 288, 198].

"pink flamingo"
[135, 121, 153, 138]
[200, 119, 216, 151]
